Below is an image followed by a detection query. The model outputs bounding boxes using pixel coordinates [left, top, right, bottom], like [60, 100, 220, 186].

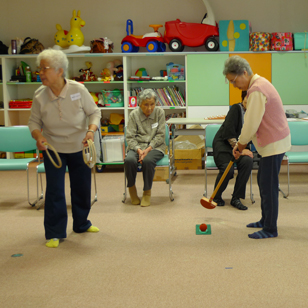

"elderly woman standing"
[28, 49, 101, 248]
[125, 89, 166, 207]
[224, 55, 291, 239]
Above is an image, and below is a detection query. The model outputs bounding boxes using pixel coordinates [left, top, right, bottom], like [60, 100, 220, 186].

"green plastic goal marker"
[196, 224, 211, 235]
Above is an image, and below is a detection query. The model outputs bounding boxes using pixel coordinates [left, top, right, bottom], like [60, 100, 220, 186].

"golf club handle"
[209, 156, 235, 202]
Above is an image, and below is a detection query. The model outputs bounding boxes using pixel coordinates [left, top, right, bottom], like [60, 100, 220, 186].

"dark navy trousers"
[257, 153, 284, 233]
[43, 151, 92, 239]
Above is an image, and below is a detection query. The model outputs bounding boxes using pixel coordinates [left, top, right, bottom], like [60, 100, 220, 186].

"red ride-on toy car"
[164, 17, 219, 52]
[163, 0, 219, 52]
[121, 19, 166, 53]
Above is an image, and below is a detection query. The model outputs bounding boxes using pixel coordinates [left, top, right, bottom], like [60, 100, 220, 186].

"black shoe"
[230, 197, 248, 210]
[213, 197, 225, 207]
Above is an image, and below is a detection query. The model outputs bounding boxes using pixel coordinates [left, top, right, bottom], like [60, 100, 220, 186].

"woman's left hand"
[241, 149, 253, 158]
[82, 131, 95, 147]
[138, 146, 152, 163]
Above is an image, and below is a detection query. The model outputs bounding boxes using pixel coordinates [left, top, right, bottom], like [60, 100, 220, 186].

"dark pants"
[214, 155, 253, 199]
[258, 153, 284, 233]
[43, 151, 92, 239]
[125, 150, 164, 191]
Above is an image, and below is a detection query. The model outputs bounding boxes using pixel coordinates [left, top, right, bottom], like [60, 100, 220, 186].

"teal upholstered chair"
[204, 124, 254, 203]
[122, 124, 174, 203]
[0, 126, 39, 206]
[284, 121, 308, 197]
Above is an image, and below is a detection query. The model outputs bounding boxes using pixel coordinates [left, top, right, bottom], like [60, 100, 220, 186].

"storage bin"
[294, 32, 308, 50]
[14, 152, 25, 158]
[271, 32, 293, 51]
[9, 99, 32, 108]
[101, 89, 124, 107]
[102, 135, 125, 162]
[219, 20, 251, 51]
[250, 32, 271, 51]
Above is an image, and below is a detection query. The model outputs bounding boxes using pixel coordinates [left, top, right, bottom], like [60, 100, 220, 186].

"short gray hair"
[223, 55, 253, 76]
[36, 48, 69, 77]
[137, 88, 158, 106]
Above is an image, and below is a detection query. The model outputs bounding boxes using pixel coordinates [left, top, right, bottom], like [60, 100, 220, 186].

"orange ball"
[199, 223, 208, 232]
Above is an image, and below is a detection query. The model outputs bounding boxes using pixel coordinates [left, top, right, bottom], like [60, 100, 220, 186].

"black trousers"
[258, 153, 284, 233]
[43, 151, 92, 239]
[214, 155, 253, 199]
[125, 149, 164, 191]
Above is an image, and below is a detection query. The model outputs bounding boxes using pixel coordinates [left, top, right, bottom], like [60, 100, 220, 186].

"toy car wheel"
[169, 39, 184, 52]
[158, 42, 166, 52]
[96, 165, 105, 173]
[121, 42, 134, 53]
[146, 41, 158, 52]
[205, 38, 219, 51]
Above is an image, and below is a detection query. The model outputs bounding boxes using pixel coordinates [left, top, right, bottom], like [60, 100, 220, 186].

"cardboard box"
[271, 32, 293, 51]
[153, 166, 169, 181]
[174, 148, 203, 170]
[172, 128, 205, 170]
[250, 32, 271, 51]
[219, 20, 251, 51]
[294, 32, 307, 50]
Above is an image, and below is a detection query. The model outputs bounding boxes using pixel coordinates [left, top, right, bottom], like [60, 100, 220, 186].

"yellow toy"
[100, 68, 112, 82]
[90, 92, 99, 105]
[53, 9, 90, 53]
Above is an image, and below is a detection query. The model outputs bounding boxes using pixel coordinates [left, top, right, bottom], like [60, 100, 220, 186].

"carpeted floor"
[1, 164, 308, 308]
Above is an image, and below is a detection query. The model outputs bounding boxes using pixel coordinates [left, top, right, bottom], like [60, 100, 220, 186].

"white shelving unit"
[0, 53, 187, 128]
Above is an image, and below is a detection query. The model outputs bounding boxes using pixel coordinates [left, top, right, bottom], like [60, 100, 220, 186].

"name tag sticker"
[71, 93, 81, 101]
[152, 123, 158, 129]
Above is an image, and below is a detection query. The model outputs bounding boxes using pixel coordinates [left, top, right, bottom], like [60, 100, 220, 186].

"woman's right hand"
[31, 129, 47, 151]
[232, 144, 242, 160]
[36, 137, 47, 151]
[137, 148, 145, 163]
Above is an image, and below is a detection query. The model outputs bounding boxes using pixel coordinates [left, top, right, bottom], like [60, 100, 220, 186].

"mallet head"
[200, 197, 217, 209]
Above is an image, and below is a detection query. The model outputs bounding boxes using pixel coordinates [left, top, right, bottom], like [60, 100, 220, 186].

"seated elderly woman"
[125, 89, 166, 207]
[212, 91, 253, 210]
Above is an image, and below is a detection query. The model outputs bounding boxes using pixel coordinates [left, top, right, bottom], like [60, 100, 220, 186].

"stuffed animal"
[114, 64, 123, 81]
[113, 59, 122, 68]
[83, 61, 97, 81]
[106, 61, 116, 80]
[100, 68, 112, 81]
[73, 61, 97, 81]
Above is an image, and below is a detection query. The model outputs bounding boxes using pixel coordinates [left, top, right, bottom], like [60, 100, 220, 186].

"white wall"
[1, 0, 308, 53]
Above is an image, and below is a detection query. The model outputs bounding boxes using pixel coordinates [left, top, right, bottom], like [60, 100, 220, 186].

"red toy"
[164, 0, 219, 52]
[199, 223, 208, 232]
[121, 19, 166, 53]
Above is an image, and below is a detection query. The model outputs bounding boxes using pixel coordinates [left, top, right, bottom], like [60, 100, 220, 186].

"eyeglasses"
[225, 75, 238, 85]
[37, 66, 52, 72]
